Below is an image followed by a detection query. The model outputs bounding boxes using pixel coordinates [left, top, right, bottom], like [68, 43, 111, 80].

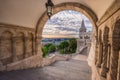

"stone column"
[12, 37, 18, 62]
[96, 42, 103, 68]
[117, 50, 120, 80]
[35, 36, 42, 55]
[0, 38, 4, 67]
[94, 38, 99, 65]
[76, 39, 80, 53]
[100, 43, 109, 78]
[0, 38, 1, 61]
[0, 38, 3, 68]
[108, 48, 119, 80]
[24, 36, 28, 58]
[106, 44, 111, 70]
[32, 36, 36, 55]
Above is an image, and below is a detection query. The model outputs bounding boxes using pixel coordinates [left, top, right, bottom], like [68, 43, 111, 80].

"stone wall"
[0, 23, 42, 71]
[94, 1, 120, 80]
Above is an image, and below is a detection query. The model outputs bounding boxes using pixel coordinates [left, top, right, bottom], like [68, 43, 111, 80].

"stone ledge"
[0, 54, 42, 71]
[97, 1, 120, 26]
[0, 23, 35, 32]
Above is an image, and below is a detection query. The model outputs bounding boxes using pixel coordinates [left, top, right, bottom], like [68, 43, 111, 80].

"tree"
[69, 38, 77, 53]
[58, 41, 69, 50]
[44, 43, 53, 49]
[48, 44, 56, 53]
[58, 41, 70, 54]
[42, 46, 48, 58]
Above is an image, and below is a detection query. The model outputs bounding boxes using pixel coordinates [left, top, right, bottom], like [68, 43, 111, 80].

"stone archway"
[35, 2, 98, 55]
[109, 19, 120, 80]
[101, 27, 110, 78]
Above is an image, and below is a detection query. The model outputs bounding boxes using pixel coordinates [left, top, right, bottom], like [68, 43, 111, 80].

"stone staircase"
[0, 55, 91, 80]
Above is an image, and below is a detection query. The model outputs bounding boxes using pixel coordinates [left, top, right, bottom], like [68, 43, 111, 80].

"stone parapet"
[0, 23, 42, 71]
[0, 54, 42, 71]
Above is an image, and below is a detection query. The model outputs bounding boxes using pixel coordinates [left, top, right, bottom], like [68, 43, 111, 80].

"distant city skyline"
[42, 10, 93, 38]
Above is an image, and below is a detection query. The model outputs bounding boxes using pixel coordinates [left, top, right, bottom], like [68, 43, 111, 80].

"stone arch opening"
[109, 19, 120, 80]
[101, 26, 110, 78]
[35, 2, 98, 55]
[41, 10, 93, 57]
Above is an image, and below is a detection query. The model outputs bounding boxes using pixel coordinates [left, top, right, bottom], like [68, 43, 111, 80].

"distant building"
[79, 19, 92, 41]
[76, 19, 92, 54]
[79, 19, 87, 32]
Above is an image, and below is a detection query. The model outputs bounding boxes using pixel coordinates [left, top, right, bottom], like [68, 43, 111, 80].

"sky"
[42, 10, 93, 38]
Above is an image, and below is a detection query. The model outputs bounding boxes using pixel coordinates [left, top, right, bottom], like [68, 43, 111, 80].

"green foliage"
[60, 49, 65, 54]
[42, 46, 48, 58]
[44, 43, 53, 49]
[58, 41, 69, 50]
[41, 38, 77, 56]
[42, 43, 56, 57]
[69, 38, 77, 53]
[48, 44, 56, 53]
[60, 48, 69, 54]
[58, 39, 77, 54]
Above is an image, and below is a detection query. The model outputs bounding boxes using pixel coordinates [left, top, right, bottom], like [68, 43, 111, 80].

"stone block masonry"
[0, 23, 42, 71]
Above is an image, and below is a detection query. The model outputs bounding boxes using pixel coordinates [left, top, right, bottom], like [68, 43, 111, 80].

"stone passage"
[0, 55, 91, 80]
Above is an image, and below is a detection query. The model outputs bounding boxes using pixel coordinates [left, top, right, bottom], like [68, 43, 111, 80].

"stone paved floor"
[0, 54, 91, 80]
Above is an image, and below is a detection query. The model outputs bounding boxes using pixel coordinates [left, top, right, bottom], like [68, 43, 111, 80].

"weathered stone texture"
[95, 1, 120, 80]
[0, 24, 42, 71]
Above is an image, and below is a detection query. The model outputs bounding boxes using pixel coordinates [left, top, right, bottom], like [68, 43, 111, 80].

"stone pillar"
[117, 51, 120, 80]
[94, 36, 99, 65]
[108, 48, 119, 80]
[12, 37, 18, 62]
[0, 38, 3, 67]
[100, 43, 109, 78]
[96, 42, 103, 68]
[32, 36, 36, 55]
[24, 36, 28, 58]
[106, 44, 111, 70]
[76, 39, 80, 53]
[23, 36, 26, 59]
[0, 38, 1, 61]
[35, 36, 42, 55]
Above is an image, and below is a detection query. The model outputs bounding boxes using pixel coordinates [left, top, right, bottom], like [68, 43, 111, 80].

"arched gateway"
[35, 2, 98, 55]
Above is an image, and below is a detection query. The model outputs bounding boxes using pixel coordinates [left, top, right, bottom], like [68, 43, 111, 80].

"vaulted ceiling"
[0, 0, 115, 28]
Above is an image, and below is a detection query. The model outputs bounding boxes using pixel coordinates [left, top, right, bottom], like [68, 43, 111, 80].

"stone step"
[0, 55, 92, 80]
[51, 60, 90, 70]
[42, 66, 91, 80]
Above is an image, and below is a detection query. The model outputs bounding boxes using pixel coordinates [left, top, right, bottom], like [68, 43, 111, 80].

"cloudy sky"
[42, 10, 93, 38]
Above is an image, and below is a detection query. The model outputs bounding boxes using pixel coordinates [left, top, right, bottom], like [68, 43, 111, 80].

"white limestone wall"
[87, 42, 97, 80]
[87, 42, 95, 66]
